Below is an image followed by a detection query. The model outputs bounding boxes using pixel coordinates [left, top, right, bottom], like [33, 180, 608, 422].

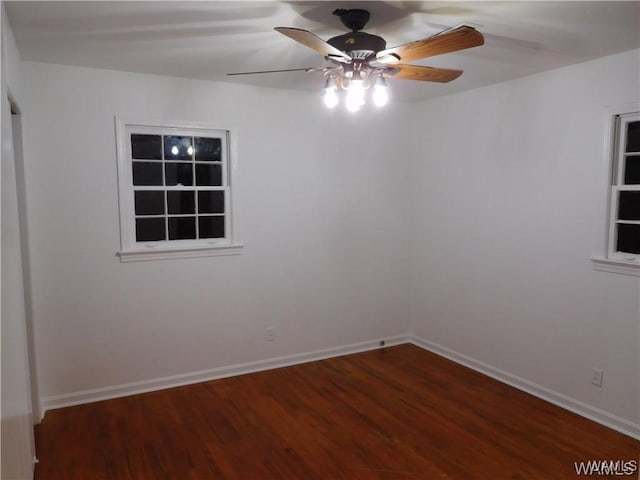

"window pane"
[195, 137, 222, 161]
[199, 216, 225, 239]
[132, 162, 163, 186]
[168, 217, 196, 240]
[626, 121, 640, 153]
[196, 163, 222, 186]
[136, 218, 165, 241]
[198, 191, 224, 214]
[618, 191, 640, 220]
[617, 223, 640, 254]
[131, 134, 162, 160]
[135, 191, 165, 215]
[167, 191, 195, 214]
[164, 136, 193, 160]
[165, 163, 193, 186]
[624, 156, 640, 184]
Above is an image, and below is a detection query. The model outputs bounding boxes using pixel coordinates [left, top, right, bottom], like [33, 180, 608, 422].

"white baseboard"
[40, 335, 408, 418]
[408, 335, 640, 440]
[41, 334, 639, 440]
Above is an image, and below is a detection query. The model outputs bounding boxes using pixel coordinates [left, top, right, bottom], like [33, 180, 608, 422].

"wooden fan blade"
[384, 64, 463, 83]
[376, 26, 483, 64]
[275, 27, 351, 62]
[227, 67, 320, 76]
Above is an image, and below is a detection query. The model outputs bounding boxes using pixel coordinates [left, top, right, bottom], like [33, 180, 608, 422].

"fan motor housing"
[327, 32, 386, 57]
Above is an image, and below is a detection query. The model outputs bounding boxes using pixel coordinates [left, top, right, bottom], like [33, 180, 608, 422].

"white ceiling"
[5, 1, 640, 102]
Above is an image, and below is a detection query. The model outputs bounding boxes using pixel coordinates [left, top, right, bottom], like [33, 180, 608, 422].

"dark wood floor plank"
[35, 344, 639, 479]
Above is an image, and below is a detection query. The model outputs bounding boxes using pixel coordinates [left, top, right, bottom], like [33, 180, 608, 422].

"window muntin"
[116, 121, 238, 259]
[609, 113, 640, 260]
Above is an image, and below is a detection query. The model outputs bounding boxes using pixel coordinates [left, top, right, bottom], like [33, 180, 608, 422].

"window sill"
[118, 243, 243, 263]
[590, 256, 640, 277]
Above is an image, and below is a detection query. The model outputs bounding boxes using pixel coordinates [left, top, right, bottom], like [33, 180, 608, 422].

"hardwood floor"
[35, 344, 638, 479]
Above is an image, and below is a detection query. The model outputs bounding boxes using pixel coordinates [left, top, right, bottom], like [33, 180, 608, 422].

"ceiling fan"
[228, 8, 484, 111]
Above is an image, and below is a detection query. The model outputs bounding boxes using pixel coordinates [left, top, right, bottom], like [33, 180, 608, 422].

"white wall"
[20, 62, 411, 404]
[1, 6, 35, 479]
[408, 49, 640, 430]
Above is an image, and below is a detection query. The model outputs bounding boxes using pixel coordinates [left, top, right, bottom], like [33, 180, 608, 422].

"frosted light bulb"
[372, 83, 389, 107]
[345, 80, 365, 112]
[171, 146, 179, 155]
[323, 86, 338, 108]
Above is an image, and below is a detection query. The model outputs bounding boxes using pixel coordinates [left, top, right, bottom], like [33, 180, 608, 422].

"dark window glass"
[167, 191, 195, 214]
[199, 216, 225, 239]
[618, 192, 640, 220]
[624, 156, 640, 185]
[198, 191, 224, 214]
[195, 137, 222, 161]
[168, 217, 196, 240]
[131, 134, 162, 160]
[136, 218, 165, 241]
[626, 121, 640, 153]
[165, 163, 193, 186]
[132, 162, 163, 186]
[196, 163, 222, 186]
[164, 136, 193, 160]
[134, 191, 165, 215]
[617, 223, 640, 254]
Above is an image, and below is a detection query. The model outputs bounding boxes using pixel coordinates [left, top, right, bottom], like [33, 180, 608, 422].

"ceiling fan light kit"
[228, 8, 484, 112]
[323, 65, 389, 111]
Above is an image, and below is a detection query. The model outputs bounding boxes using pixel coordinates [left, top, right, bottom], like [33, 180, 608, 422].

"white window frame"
[115, 117, 242, 262]
[591, 104, 640, 276]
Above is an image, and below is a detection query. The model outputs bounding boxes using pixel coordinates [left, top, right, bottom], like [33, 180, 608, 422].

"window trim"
[115, 117, 243, 262]
[591, 103, 640, 276]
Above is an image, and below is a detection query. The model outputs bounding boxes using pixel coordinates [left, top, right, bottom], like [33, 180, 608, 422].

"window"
[608, 112, 640, 261]
[592, 107, 640, 275]
[116, 119, 242, 261]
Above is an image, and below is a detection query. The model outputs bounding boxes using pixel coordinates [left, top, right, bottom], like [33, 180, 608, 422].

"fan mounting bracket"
[332, 9, 371, 32]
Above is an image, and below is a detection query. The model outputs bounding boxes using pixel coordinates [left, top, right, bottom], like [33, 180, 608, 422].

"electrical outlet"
[591, 368, 604, 387]
[266, 327, 275, 342]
